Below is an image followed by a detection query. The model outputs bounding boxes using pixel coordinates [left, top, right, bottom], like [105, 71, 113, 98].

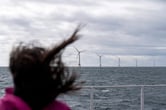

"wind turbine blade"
[95, 52, 99, 56]
[95, 53, 103, 57]
[80, 50, 86, 53]
[73, 46, 79, 52]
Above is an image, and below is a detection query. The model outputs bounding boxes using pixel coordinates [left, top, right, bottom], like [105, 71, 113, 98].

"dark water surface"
[0, 67, 166, 110]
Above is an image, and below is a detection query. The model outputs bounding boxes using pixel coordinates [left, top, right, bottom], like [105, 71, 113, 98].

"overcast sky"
[0, 0, 166, 67]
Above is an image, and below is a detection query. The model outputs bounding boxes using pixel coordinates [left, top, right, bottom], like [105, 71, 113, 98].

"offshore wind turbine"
[74, 47, 85, 67]
[136, 58, 138, 67]
[118, 57, 121, 67]
[96, 53, 103, 68]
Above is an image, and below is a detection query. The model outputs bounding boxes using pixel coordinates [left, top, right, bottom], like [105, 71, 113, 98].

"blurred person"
[0, 27, 83, 110]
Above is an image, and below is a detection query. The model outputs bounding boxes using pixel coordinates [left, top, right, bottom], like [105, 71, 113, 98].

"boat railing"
[83, 84, 166, 110]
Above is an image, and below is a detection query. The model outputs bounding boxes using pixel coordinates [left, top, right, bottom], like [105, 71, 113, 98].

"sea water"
[0, 67, 166, 110]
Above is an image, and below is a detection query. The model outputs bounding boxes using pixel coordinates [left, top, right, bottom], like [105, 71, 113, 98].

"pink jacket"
[0, 88, 71, 110]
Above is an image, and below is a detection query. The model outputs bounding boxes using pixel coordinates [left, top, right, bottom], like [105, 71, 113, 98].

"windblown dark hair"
[9, 27, 82, 109]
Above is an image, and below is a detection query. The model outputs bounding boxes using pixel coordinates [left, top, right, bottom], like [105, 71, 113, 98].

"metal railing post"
[90, 87, 94, 110]
[140, 86, 144, 110]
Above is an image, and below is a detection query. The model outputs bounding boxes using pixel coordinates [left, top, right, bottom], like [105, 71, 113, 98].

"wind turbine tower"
[153, 58, 156, 67]
[118, 57, 121, 67]
[96, 54, 103, 68]
[136, 59, 138, 67]
[74, 47, 85, 67]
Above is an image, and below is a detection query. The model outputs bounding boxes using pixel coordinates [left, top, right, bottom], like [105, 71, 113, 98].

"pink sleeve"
[0, 99, 15, 110]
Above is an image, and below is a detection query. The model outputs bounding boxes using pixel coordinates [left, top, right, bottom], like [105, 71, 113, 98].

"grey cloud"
[1, 0, 166, 66]
[0, 17, 35, 35]
[14, 0, 100, 6]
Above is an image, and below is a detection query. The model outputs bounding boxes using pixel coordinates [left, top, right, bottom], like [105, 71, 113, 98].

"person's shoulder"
[0, 88, 31, 110]
[0, 88, 16, 109]
[46, 100, 71, 110]
[0, 96, 15, 110]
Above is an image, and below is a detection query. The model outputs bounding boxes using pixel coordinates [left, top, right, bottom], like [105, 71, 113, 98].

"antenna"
[73, 47, 85, 67]
[96, 53, 103, 68]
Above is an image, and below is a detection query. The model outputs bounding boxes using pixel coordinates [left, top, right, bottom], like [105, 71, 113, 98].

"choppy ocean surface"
[0, 67, 166, 110]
